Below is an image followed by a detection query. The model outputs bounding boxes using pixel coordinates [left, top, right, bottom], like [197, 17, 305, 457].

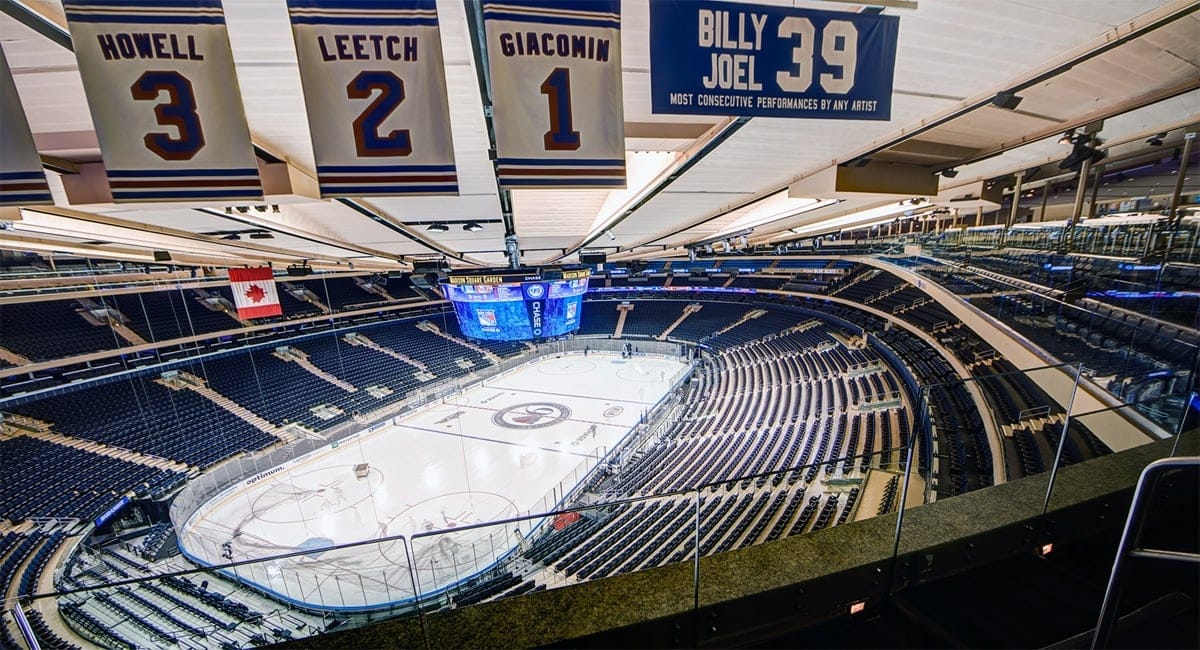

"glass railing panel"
[415, 490, 699, 647]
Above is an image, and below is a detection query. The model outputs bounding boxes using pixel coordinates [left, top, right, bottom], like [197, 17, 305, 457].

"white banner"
[62, 1, 262, 202]
[288, 0, 458, 197]
[482, 1, 626, 189]
[0, 45, 52, 206]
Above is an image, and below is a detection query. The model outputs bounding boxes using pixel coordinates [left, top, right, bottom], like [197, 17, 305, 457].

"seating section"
[103, 290, 241, 342]
[12, 375, 277, 467]
[296, 277, 386, 311]
[0, 436, 181, 521]
[0, 299, 124, 361]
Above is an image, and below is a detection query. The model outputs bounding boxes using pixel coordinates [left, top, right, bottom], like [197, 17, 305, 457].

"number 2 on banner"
[347, 71, 412, 157]
[130, 71, 206, 161]
[776, 19, 858, 94]
[540, 67, 580, 151]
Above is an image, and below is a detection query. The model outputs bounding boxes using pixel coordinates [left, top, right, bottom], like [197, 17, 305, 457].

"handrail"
[1091, 456, 1200, 648]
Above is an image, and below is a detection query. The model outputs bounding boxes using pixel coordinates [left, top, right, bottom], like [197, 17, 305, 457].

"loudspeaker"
[153, 251, 172, 262]
[579, 250, 607, 265]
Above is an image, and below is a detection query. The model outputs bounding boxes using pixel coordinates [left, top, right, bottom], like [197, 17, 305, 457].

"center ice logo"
[492, 402, 572, 429]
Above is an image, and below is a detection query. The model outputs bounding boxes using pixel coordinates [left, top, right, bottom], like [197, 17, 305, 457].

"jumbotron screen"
[441, 267, 590, 341]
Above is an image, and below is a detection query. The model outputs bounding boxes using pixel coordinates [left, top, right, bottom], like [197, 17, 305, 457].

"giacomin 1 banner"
[482, 0, 626, 189]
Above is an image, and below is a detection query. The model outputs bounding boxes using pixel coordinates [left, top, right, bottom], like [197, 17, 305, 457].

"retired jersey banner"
[62, 1, 262, 202]
[482, 1, 626, 188]
[649, 0, 899, 120]
[288, 0, 458, 197]
[229, 266, 282, 319]
[0, 46, 53, 206]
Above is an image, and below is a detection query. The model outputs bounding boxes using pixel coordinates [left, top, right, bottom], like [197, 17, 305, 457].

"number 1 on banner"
[130, 70, 205, 161]
[540, 67, 580, 151]
[348, 70, 412, 157]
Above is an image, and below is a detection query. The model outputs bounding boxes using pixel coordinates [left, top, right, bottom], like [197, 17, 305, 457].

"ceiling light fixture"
[939, 168, 959, 179]
[426, 223, 449, 232]
[1146, 132, 1167, 146]
[1059, 130, 1075, 145]
[463, 222, 483, 232]
[606, 230, 616, 241]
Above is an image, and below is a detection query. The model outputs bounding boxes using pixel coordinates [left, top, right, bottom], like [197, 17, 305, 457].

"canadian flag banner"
[229, 266, 282, 319]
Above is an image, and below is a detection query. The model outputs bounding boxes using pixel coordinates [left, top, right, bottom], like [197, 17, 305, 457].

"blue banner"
[649, 0, 898, 120]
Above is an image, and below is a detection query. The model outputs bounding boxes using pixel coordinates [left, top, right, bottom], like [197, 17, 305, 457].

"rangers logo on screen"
[482, 0, 625, 189]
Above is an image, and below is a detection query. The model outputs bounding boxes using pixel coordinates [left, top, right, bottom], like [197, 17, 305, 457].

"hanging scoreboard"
[0, 46, 53, 207]
[649, 0, 899, 120]
[288, 1, 459, 197]
[482, 1, 626, 189]
[62, 1, 262, 202]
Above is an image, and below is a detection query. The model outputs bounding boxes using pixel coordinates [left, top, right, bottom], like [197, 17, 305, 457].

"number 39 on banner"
[483, 1, 626, 189]
[62, 1, 263, 202]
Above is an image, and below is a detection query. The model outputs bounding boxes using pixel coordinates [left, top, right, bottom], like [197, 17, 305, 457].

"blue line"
[0, 171, 49, 180]
[64, 14, 226, 24]
[290, 16, 437, 26]
[483, 0, 617, 15]
[317, 164, 457, 173]
[497, 157, 624, 166]
[319, 185, 459, 195]
[64, 0, 222, 7]
[500, 178, 625, 187]
[288, 0, 436, 10]
[112, 189, 263, 199]
[106, 168, 260, 178]
[0, 193, 54, 204]
[481, 12, 618, 30]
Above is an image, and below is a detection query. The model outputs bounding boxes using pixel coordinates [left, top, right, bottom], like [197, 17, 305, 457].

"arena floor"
[176, 351, 690, 610]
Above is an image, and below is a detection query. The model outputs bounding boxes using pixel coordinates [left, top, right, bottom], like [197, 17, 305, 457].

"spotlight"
[271, 204, 280, 213]
[1059, 130, 1075, 145]
[254, 205, 268, 212]
[235, 206, 250, 213]
[426, 223, 449, 233]
[939, 168, 959, 179]
[224, 206, 233, 215]
[1146, 132, 1166, 146]
[1058, 137, 1106, 172]
[606, 230, 616, 241]
[991, 91, 1023, 110]
[463, 222, 483, 232]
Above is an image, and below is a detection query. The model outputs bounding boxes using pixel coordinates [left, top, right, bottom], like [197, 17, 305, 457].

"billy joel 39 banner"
[0, 45, 53, 207]
[288, 0, 458, 197]
[650, 0, 899, 120]
[62, 0, 262, 202]
[482, 0, 626, 189]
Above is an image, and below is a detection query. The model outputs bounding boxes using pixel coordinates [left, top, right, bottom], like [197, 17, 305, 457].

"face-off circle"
[492, 402, 572, 429]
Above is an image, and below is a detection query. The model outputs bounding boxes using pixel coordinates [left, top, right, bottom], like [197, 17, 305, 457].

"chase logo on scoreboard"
[649, 0, 899, 120]
[492, 402, 573, 429]
[525, 283, 546, 299]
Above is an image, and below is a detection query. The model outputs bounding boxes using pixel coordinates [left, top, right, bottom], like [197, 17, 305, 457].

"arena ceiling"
[1, 0, 1198, 272]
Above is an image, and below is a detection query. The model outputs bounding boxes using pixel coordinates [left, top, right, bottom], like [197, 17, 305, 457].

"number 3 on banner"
[776, 19, 858, 94]
[347, 71, 412, 157]
[540, 67, 580, 151]
[130, 71, 206, 161]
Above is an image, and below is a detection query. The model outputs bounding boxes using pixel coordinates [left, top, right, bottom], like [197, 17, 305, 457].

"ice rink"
[176, 351, 690, 610]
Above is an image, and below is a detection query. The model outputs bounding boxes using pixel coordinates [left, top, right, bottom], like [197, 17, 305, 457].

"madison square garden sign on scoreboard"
[649, 0, 899, 120]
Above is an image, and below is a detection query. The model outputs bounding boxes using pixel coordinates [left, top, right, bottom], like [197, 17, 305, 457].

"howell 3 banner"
[62, 0, 262, 202]
[288, 0, 458, 197]
[482, 0, 626, 189]
[649, 0, 899, 120]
